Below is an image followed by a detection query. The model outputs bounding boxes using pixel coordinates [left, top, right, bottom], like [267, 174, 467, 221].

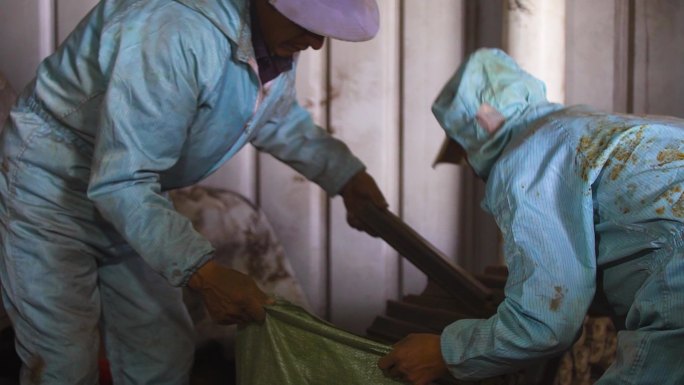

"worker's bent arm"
[250, 97, 365, 196]
[87, 17, 227, 286]
[441, 133, 597, 380]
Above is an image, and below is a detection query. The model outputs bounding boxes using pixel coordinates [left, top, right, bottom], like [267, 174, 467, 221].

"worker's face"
[254, 0, 325, 57]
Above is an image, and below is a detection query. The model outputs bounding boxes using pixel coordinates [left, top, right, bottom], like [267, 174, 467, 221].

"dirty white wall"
[2, 0, 684, 334]
[631, 0, 684, 116]
[504, 0, 566, 103]
[565, 0, 684, 118]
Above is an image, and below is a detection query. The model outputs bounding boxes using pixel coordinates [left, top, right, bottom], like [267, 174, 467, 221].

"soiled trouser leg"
[597, 247, 684, 384]
[98, 248, 195, 385]
[0, 233, 101, 385]
[0, 113, 104, 384]
[0, 108, 194, 384]
[0, 186, 101, 384]
[0, 206, 194, 385]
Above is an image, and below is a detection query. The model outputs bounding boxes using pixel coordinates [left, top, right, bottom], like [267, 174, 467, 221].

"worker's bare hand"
[378, 333, 449, 385]
[188, 260, 273, 324]
[339, 170, 388, 236]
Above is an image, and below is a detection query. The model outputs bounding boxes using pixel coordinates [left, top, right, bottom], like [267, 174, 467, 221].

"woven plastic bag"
[236, 301, 402, 385]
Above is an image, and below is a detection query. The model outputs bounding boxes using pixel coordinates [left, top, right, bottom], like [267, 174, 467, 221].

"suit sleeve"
[87, 27, 219, 286]
[250, 98, 365, 196]
[440, 140, 597, 379]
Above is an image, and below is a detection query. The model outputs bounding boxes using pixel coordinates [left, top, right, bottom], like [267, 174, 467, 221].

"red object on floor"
[99, 358, 113, 385]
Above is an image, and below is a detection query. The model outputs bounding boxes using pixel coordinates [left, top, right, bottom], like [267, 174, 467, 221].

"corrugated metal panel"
[565, 0, 621, 112]
[632, 0, 684, 117]
[327, 0, 401, 333]
[0, 0, 54, 91]
[503, 0, 566, 103]
[459, 0, 505, 274]
[55, 0, 98, 43]
[201, 149, 258, 203]
[400, 0, 465, 296]
[259, 48, 329, 316]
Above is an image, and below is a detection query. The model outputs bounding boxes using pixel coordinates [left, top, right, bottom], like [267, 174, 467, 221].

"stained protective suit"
[0, 0, 363, 383]
[433, 48, 684, 384]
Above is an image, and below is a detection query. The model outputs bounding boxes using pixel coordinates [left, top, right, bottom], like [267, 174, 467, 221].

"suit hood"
[432, 48, 563, 178]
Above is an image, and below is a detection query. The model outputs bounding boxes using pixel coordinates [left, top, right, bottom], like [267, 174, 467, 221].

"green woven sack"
[236, 301, 402, 385]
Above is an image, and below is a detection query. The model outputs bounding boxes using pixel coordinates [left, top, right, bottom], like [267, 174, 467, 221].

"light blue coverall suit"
[433, 48, 684, 384]
[0, 0, 363, 383]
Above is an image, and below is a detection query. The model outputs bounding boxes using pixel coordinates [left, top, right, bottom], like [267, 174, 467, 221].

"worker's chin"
[273, 44, 308, 58]
[273, 48, 296, 58]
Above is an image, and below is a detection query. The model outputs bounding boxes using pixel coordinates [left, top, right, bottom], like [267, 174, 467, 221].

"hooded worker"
[379, 48, 684, 385]
[0, 0, 386, 383]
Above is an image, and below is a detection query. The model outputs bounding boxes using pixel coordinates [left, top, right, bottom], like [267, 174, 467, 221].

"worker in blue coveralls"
[378, 48, 684, 385]
[0, 0, 388, 383]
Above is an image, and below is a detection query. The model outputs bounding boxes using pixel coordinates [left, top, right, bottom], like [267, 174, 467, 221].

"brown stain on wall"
[507, 0, 531, 12]
[244, 225, 273, 282]
[243, 218, 290, 284]
[265, 252, 291, 283]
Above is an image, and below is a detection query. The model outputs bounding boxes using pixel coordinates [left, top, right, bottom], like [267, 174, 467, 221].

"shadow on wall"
[0, 72, 17, 344]
[0, 72, 17, 129]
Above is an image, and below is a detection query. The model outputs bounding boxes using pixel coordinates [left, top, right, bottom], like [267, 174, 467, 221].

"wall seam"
[396, 0, 405, 300]
[324, 42, 332, 321]
[627, 0, 635, 113]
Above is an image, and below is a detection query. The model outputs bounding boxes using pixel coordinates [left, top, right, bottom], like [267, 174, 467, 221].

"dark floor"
[0, 328, 20, 385]
[190, 342, 237, 385]
[0, 328, 236, 385]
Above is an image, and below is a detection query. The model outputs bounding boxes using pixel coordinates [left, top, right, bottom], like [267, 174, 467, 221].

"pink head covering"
[269, 0, 380, 42]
